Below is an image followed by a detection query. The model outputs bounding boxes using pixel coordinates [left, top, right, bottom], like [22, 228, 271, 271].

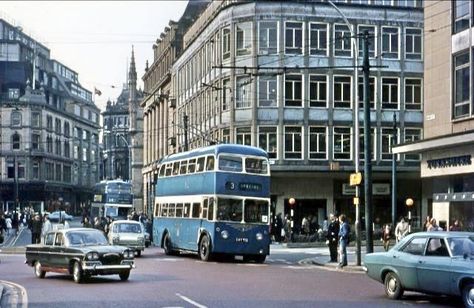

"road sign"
[350, 172, 362, 186]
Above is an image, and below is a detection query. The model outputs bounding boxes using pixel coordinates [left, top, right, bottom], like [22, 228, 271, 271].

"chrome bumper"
[82, 263, 135, 271]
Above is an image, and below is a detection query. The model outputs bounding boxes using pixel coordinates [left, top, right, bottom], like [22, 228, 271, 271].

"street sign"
[353, 197, 359, 205]
[350, 172, 362, 186]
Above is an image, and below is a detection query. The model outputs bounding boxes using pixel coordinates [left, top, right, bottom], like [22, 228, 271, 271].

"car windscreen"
[67, 230, 108, 246]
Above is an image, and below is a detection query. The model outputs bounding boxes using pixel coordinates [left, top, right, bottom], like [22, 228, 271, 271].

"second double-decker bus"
[153, 144, 271, 262]
[91, 179, 133, 221]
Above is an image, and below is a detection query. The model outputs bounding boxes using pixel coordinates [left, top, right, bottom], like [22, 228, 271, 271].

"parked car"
[107, 220, 146, 257]
[364, 231, 474, 307]
[25, 228, 135, 283]
[48, 211, 73, 222]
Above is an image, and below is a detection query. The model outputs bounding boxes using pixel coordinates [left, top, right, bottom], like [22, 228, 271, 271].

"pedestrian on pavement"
[41, 214, 52, 239]
[83, 217, 92, 228]
[394, 217, 409, 242]
[0, 214, 6, 238]
[274, 213, 283, 243]
[326, 213, 339, 263]
[93, 217, 104, 232]
[381, 224, 391, 251]
[427, 218, 443, 231]
[5, 215, 12, 236]
[12, 211, 19, 236]
[31, 214, 43, 244]
[423, 215, 431, 231]
[450, 219, 462, 231]
[282, 214, 290, 242]
[338, 214, 350, 268]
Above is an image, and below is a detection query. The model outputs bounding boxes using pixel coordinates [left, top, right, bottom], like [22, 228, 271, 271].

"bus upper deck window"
[196, 157, 205, 172]
[206, 156, 215, 171]
[188, 159, 196, 173]
[218, 155, 242, 172]
[245, 158, 267, 174]
[172, 162, 180, 175]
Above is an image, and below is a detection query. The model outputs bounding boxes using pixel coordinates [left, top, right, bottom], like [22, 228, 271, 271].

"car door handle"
[418, 260, 425, 264]
[392, 255, 398, 258]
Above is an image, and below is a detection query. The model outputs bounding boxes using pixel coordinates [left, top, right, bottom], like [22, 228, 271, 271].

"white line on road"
[176, 293, 207, 308]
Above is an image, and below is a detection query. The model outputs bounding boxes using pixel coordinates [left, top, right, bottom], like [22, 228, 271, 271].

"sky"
[0, 1, 189, 111]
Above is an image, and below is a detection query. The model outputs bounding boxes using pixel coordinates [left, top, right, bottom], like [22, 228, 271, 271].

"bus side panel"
[215, 173, 270, 198]
[156, 173, 215, 196]
[153, 217, 169, 248]
[211, 222, 270, 256]
[178, 219, 203, 251]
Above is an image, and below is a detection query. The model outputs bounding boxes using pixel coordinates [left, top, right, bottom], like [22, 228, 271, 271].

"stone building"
[143, 0, 424, 230]
[0, 18, 101, 214]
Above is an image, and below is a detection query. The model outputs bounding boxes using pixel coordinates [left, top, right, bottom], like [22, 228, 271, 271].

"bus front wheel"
[199, 235, 212, 261]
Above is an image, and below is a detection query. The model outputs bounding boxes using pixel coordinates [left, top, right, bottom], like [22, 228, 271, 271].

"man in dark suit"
[326, 213, 339, 262]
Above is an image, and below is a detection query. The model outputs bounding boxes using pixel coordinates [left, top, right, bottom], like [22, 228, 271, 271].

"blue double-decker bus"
[153, 144, 271, 262]
[91, 179, 133, 221]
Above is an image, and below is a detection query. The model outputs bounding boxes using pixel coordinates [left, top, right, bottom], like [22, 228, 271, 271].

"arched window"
[11, 112, 22, 126]
[12, 133, 21, 150]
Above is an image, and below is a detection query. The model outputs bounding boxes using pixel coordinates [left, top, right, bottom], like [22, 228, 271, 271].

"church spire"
[128, 45, 137, 102]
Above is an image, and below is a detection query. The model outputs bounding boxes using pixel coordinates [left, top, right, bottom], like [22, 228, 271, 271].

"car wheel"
[462, 283, 474, 308]
[163, 233, 174, 256]
[73, 261, 83, 283]
[384, 272, 404, 300]
[34, 261, 46, 279]
[199, 235, 212, 262]
[119, 270, 130, 281]
[253, 254, 266, 263]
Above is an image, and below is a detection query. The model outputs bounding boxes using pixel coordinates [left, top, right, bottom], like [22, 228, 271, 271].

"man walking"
[326, 214, 339, 262]
[338, 214, 350, 269]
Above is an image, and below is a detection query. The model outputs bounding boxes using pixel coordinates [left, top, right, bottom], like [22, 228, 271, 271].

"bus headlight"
[113, 236, 120, 243]
[256, 232, 263, 241]
[221, 230, 229, 239]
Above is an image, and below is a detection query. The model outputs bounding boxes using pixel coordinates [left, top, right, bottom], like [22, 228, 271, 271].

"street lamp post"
[406, 198, 414, 233]
[327, 0, 361, 265]
[289, 197, 295, 242]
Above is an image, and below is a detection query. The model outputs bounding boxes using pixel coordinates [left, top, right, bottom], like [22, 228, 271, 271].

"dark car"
[364, 231, 474, 307]
[25, 228, 135, 283]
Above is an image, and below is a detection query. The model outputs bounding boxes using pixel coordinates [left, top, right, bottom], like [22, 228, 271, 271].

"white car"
[48, 211, 73, 222]
[107, 220, 146, 257]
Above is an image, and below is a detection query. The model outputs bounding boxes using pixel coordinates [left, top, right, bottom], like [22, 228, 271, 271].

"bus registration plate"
[236, 238, 249, 243]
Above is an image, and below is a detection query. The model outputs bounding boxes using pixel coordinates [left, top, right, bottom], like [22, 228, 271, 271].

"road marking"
[156, 258, 183, 262]
[0, 280, 28, 308]
[176, 293, 207, 308]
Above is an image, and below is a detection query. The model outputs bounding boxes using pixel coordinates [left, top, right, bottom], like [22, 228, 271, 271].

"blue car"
[364, 232, 474, 307]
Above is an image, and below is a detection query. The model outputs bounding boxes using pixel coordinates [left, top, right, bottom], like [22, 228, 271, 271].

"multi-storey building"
[394, 0, 474, 231]
[0, 18, 101, 215]
[144, 0, 424, 230]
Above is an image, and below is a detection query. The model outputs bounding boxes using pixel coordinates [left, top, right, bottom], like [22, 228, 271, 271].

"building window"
[83, 148, 88, 162]
[381, 127, 398, 160]
[309, 23, 327, 56]
[236, 76, 252, 108]
[334, 24, 352, 57]
[8, 88, 20, 99]
[381, 77, 399, 109]
[32, 161, 40, 180]
[74, 145, 79, 159]
[47, 136, 53, 153]
[285, 74, 303, 107]
[333, 127, 351, 160]
[259, 21, 278, 55]
[258, 75, 277, 107]
[358, 25, 376, 58]
[222, 78, 231, 111]
[359, 128, 376, 161]
[454, 0, 470, 34]
[404, 128, 422, 161]
[258, 126, 277, 159]
[382, 27, 399, 59]
[47, 115, 53, 131]
[309, 126, 327, 159]
[64, 141, 70, 158]
[32, 112, 40, 127]
[45, 162, 54, 181]
[405, 78, 422, 110]
[236, 127, 251, 145]
[222, 28, 231, 60]
[405, 28, 422, 60]
[32, 133, 40, 150]
[309, 75, 327, 107]
[334, 76, 351, 108]
[64, 122, 70, 137]
[63, 165, 71, 183]
[454, 52, 470, 118]
[11, 111, 21, 127]
[55, 138, 61, 156]
[55, 118, 61, 134]
[284, 126, 302, 159]
[236, 22, 252, 56]
[222, 128, 230, 143]
[358, 76, 376, 109]
[55, 164, 62, 181]
[285, 22, 303, 54]
[12, 133, 20, 150]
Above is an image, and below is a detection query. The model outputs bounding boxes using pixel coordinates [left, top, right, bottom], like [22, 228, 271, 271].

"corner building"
[394, 0, 474, 231]
[148, 0, 425, 231]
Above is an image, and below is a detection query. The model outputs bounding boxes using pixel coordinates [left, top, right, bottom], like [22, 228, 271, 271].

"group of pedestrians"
[325, 213, 351, 269]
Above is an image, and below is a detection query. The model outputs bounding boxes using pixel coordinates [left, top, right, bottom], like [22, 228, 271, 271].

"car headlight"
[138, 236, 144, 241]
[86, 252, 99, 261]
[256, 232, 263, 241]
[221, 230, 229, 239]
[124, 250, 134, 258]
